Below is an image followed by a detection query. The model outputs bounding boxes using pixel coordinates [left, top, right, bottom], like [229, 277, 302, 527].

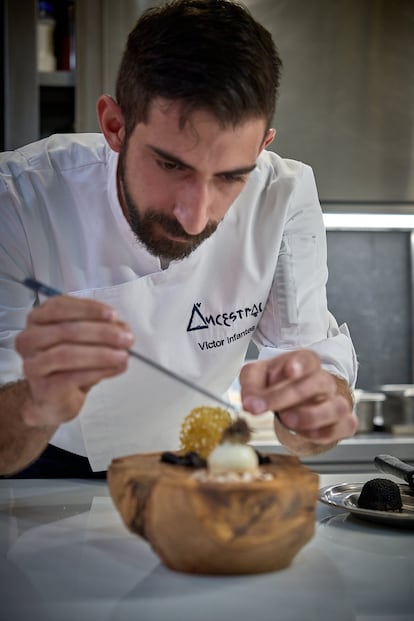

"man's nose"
[173, 180, 211, 235]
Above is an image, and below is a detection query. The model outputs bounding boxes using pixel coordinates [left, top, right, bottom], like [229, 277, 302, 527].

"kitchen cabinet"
[1, 0, 38, 149]
[1, 0, 149, 150]
[37, 0, 76, 139]
[38, 69, 76, 138]
[1, 0, 75, 150]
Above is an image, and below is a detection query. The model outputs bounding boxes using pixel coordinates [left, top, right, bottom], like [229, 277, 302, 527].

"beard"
[118, 151, 219, 262]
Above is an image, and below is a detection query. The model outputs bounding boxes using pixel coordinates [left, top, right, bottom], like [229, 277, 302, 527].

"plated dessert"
[108, 407, 319, 575]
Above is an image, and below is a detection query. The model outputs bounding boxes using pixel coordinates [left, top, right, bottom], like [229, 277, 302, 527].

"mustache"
[147, 211, 218, 242]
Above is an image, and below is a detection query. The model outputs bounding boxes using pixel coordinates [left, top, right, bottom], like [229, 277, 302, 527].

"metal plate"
[319, 482, 414, 528]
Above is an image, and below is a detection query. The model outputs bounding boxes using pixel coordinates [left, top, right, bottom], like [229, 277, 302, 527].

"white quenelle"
[207, 418, 259, 475]
[208, 441, 259, 474]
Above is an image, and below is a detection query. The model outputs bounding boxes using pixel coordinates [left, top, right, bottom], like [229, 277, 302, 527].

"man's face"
[117, 98, 271, 261]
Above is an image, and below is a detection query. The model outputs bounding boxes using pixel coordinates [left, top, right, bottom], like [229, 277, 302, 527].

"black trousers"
[4, 444, 107, 479]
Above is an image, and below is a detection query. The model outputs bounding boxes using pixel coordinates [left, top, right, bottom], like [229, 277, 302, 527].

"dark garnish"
[357, 478, 403, 512]
[160, 451, 207, 469]
[221, 418, 252, 444]
[185, 451, 208, 468]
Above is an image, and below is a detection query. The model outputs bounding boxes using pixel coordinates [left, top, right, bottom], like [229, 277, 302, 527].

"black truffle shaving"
[161, 451, 207, 468]
[357, 478, 403, 512]
[221, 418, 252, 444]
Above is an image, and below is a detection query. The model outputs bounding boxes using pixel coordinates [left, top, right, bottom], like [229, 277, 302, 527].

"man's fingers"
[266, 349, 320, 385]
[27, 295, 117, 325]
[240, 356, 295, 409]
[22, 366, 126, 427]
[23, 344, 129, 378]
[278, 396, 358, 441]
[239, 360, 269, 392]
[269, 370, 337, 413]
[15, 320, 134, 357]
[242, 366, 336, 414]
[240, 352, 356, 455]
[15, 295, 134, 431]
[279, 394, 348, 432]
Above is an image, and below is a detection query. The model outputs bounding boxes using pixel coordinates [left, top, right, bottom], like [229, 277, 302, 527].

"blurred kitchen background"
[1, 0, 414, 393]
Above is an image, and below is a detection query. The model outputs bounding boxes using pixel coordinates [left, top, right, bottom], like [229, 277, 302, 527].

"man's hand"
[239, 350, 357, 456]
[15, 295, 135, 429]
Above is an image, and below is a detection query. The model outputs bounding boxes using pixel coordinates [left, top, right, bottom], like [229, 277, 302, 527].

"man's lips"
[154, 222, 192, 243]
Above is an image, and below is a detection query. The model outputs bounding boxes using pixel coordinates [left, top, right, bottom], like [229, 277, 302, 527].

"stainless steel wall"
[245, 0, 414, 208]
[326, 228, 412, 388]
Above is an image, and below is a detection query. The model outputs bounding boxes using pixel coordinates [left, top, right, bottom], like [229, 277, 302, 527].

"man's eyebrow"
[147, 145, 257, 176]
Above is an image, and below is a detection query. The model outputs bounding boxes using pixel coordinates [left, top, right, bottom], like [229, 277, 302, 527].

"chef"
[0, 0, 358, 477]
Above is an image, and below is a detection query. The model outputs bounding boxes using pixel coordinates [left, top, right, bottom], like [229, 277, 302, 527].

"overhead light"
[323, 213, 414, 230]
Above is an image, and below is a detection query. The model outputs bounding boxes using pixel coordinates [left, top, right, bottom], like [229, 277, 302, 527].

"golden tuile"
[179, 406, 233, 458]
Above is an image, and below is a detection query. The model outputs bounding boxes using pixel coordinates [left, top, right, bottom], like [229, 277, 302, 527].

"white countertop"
[0, 472, 413, 621]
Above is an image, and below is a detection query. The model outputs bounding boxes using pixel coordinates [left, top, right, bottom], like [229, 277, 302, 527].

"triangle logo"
[187, 303, 209, 332]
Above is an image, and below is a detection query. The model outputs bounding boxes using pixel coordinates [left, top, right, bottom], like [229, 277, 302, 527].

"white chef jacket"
[0, 134, 357, 470]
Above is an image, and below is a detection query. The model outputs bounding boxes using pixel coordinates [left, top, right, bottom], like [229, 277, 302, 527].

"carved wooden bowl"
[107, 452, 319, 575]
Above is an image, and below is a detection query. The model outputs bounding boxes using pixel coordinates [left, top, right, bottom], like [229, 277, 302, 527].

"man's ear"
[97, 95, 125, 152]
[262, 128, 276, 151]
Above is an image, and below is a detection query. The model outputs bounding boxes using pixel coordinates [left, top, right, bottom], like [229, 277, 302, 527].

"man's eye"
[221, 173, 246, 184]
[157, 160, 182, 172]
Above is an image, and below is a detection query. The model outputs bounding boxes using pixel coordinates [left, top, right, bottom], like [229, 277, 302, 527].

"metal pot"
[377, 384, 414, 430]
[354, 390, 385, 433]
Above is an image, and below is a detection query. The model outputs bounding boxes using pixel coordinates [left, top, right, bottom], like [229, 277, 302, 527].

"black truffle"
[160, 451, 207, 468]
[357, 478, 403, 512]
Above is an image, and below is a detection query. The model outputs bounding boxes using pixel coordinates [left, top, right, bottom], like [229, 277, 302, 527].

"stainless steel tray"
[319, 482, 414, 528]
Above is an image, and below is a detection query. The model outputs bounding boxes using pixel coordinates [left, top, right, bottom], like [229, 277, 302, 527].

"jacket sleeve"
[0, 176, 35, 385]
[253, 164, 358, 386]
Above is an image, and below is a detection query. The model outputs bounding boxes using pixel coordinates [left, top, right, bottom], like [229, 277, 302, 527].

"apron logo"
[187, 301, 263, 332]
[186, 303, 209, 331]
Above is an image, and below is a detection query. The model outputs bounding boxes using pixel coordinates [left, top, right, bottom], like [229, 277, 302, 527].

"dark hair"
[115, 0, 282, 137]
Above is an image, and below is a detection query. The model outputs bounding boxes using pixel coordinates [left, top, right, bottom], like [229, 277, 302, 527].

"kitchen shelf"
[38, 70, 76, 87]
